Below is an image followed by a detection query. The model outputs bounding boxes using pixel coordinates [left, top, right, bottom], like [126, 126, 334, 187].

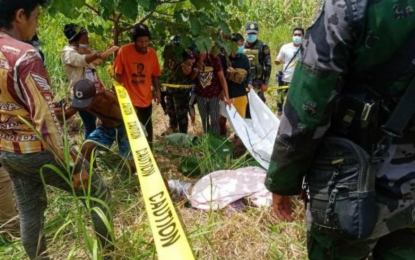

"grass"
[0, 0, 322, 258]
[0, 98, 308, 260]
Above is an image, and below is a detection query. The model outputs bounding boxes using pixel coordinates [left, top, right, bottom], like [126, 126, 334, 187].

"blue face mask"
[293, 36, 302, 45]
[246, 34, 257, 43]
[236, 46, 244, 54]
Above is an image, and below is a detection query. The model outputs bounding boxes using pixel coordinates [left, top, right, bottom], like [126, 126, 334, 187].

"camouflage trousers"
[166, 87, 191, 134]
[308, 226, 415, 260]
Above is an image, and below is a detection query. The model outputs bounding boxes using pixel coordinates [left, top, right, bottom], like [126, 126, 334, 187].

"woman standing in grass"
[186, 48, 231, 136]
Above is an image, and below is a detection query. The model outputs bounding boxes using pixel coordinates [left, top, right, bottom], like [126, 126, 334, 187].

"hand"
[72, 168, 89, 191]
[272, 193, 294, 222]
[181, 63, 192, 75]
[95, 51, 104, 59]
[224, 97, 232, 107]
[154, 89, 161, 105]
[248, 84, 254, 90]
[53, 107, 63, 121]
[261, 84, 269, 92]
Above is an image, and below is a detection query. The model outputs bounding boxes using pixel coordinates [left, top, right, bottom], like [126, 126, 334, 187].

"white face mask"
[293, 36, 302, 45]
[79, 44, 89, 49]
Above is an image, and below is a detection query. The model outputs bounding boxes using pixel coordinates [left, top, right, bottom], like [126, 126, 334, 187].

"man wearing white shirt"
[274, 27, 304, 116]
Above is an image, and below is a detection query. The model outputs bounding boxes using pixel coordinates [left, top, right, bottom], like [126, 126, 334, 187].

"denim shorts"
[87, 124, 131, 158]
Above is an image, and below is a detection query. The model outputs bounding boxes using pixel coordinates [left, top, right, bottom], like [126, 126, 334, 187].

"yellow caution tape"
[161, 83, 195, 89]
[266, 85, 290, 92]
[113, 79, 195, 260]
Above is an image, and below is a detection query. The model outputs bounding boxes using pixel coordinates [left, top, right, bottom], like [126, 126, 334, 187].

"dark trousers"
[308, 227, 415, 260]
[0, 151, 113, 260]
[78, 110, 97, 139]
[135, 105, 153, 147]
[166, 88, 190, 134]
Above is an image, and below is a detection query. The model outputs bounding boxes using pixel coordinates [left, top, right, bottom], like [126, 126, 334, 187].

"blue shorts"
[87, 124, 131, 159]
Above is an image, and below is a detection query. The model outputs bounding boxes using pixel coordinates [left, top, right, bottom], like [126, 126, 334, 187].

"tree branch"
[85, 3, 115, 22]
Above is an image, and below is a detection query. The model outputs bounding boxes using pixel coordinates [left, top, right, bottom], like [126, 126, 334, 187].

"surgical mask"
[236, 46, 244, 54]
[293, 36, 302, 45]
[79, 44, 89, 49]
[246, 34, 257, 43]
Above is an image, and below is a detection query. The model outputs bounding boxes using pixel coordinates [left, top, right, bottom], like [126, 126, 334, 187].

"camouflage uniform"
[244, 23, 272, 103]
[265, 0, 415, 259]
[162, 42, 193, 134]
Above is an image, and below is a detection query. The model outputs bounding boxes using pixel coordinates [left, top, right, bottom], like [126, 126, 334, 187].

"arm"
[152, 76, 161, 105]
[245, 55, 253, 88]
[62, 48, 101, 68]
[262, 44, 272, 86]
[19, 53, 85, 184]
[189, 58, 204, 80]
[275, 47, 284, 66]
[217, 71, 230, 105]
[266, 0, 355, 220]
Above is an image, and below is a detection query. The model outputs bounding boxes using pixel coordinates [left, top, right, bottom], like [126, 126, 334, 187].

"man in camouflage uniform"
[266, 0, 415, 259]
[161, 37, 194, 134]
[244, 22, 272, 103]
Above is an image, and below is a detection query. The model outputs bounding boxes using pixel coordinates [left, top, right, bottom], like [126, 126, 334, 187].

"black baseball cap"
[72, 79, 96, 109]
[246, 22, 259, 34]
[64, 23, 87, 42]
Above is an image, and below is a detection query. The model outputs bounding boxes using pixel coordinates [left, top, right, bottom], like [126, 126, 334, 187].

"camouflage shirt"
[266, 0, 415, 196]
[161, 43, 193, 85]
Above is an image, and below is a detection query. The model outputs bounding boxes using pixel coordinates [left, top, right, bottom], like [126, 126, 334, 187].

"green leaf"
[195, 36, 213, 53]
[219, 21, 231, 34]
[49, 0, 83, 17]
[138, 0, 151, 10]
[179, 157, 201, 177]
[205, 133, 233, 159]
[189, 16, 201, 36]
[230, 18, 242, 32]
[166, 133, 198, 148]
[116, 0, 139, 19]
[190, 0, 208, 10]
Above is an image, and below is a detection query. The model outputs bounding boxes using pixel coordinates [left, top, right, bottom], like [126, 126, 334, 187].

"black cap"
[72, 79, 96, 109]
[231, 33, 244, 42]
[64, 23, 87, 42]
[246, 22, 259, 34]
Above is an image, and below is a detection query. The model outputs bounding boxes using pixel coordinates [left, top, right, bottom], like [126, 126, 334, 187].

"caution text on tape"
[113, 80, 195, 260]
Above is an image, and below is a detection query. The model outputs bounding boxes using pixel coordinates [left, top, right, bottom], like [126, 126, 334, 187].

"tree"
[48, 0, 246, 52]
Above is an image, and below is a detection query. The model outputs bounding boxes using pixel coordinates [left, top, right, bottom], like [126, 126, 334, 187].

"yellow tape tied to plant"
[113, 80, 195, 260]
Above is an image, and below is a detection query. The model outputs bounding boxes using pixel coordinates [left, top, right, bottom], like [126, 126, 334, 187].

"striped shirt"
[0, 33, 63, 155]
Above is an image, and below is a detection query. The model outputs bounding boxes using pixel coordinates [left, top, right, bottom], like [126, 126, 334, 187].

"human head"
[231, 33, 245, 55]
[0, 0, 48, 41]
[292, 27, 304, 45]
[64, 23, 88, 45]
[131, 23, 151, 54]
[72, 79, 96, 109]
[245, 22, 259, 44]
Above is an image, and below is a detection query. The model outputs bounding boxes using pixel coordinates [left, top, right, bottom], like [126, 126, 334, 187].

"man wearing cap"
[61, 23, 107, 139]
[0, 1, 113, 259]
[244, 21, 272, 103]
[66, 79, 135, 172]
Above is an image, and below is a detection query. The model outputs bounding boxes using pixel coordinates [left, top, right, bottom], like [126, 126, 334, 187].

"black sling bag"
[306, 29, 415, 240]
